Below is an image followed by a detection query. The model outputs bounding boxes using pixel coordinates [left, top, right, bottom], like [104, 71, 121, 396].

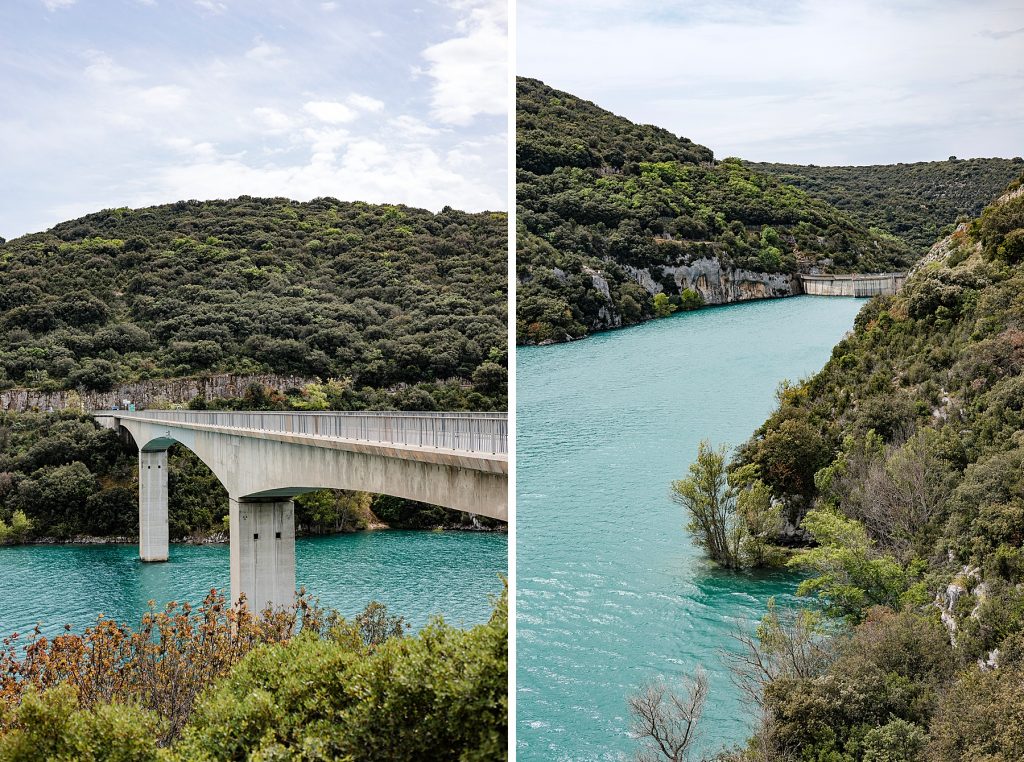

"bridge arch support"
[99, 412, 507, 610]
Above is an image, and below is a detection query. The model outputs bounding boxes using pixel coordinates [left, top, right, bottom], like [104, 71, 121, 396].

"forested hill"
[0, 197, 507, 411]
[748, 157, 1024, 251]
[732, 175, 1024, 759]
[516, 77, 714, 174]
[516, 77, 913, 345]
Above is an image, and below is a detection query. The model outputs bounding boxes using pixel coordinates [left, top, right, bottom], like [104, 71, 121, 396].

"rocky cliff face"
[0, 373, 314, 413]
[627, 258, 799, 304]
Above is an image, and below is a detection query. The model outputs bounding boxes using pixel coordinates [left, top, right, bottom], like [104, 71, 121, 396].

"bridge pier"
[229, 497, 296, 611]
[138, 449, 169, 562]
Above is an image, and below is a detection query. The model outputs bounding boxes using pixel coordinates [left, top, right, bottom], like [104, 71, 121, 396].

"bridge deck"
[94, 409, 508, 458]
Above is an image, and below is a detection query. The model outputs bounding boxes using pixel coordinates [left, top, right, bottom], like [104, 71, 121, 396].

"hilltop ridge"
[516, 77, 913, 344]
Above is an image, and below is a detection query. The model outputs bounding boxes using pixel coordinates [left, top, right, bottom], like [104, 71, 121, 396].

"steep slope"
[733, 175, 1024, 759]
[748, 157, 1024, 251]
[516, 77, 913, 344]
[0, 197, 507, 411]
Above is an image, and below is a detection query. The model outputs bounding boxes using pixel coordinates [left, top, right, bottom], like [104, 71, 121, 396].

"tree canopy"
[0, 197, 507, 411]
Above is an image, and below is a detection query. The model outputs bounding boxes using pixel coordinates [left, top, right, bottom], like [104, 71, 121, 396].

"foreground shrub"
[173, 586, 508, 761]
[0, 685, 161, 762]
[0, 590, 345, 743]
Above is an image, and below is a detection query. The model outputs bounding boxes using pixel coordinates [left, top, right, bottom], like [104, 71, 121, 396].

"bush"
[173, 588, 507, 761]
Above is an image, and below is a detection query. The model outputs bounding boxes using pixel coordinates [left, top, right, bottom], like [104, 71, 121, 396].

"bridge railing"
[100, 410, 508, 455]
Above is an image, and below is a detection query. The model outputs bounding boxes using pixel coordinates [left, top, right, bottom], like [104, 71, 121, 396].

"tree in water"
[627, 669, 708, 762]
[672, 441, 743, 568]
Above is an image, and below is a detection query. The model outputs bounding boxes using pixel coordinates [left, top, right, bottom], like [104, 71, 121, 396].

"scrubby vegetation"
[0, 587, 507, 760]
[0, 197, 507, 411]
[516, 77, 914, 344]
[748, 157, 1024, 252]
[685, 176, 1024, 760]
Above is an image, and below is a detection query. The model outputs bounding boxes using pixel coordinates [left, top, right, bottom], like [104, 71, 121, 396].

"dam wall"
[799, 272, 907, 297]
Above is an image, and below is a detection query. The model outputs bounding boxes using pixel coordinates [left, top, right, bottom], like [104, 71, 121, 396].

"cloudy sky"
[0, 0, 506, 239]
[519, 0, 1024, 166]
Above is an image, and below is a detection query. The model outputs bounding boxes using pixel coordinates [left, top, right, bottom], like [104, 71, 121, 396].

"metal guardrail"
[95, 410, 508, 455]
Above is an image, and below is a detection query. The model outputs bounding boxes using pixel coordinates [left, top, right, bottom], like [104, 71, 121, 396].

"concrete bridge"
[94, 410, 508, 610]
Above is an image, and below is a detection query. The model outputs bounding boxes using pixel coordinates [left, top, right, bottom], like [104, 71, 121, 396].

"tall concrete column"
[228, 497, 296, 611]
[138, 449, 169, 562]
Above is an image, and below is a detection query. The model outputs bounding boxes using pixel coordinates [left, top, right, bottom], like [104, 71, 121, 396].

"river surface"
[0, 530, 506, 637]
[516, 296, 865, 760]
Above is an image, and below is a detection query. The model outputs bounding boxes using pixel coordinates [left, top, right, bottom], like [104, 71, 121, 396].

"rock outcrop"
[626, 258, 799, 304]
[1, 373, 314, 413]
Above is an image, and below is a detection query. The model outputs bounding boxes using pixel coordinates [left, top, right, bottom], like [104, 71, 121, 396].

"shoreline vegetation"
[0, 586, 508, 760]
[15, 519, 507, 548]
[658, 176, 1024, 761]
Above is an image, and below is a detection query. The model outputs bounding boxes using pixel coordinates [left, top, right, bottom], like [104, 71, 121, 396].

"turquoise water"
[0, 530, 507, 637]
[516, 296, 865, 760]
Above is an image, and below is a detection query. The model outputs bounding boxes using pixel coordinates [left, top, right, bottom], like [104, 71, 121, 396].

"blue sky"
[519, 0, 1024, 166]
[0, 0, 506, 239]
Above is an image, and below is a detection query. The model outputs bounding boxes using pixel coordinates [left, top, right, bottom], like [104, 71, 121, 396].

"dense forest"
[516, 77, 914, 344]
[0, 197, 507, 542]
[749, 157, 1024, 252]
[0, 196, 507, 410]
[686, 176, 1024, 759]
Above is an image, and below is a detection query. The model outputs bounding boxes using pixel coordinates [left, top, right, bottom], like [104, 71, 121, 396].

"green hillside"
[0, 197, 507, 542]
[0, 196, 507, 411]
[516, 77, 913, 344]
[730, 175, 1024, 760]
[748, 157, 1024, 251]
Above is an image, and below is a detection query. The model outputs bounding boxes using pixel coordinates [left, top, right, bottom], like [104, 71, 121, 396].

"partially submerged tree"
[672, 441, 744, 569]
[627, 669, 709, 762]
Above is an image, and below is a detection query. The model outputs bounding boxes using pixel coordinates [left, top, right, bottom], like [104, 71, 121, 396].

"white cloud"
[165, 137, 219, 160]
[41, 0, 75, 10]
[301, 126, 350, 154]
[83, 51, 140, 84]
[303, 100, 357, 124]
[320, 1, 337, 10]
[347, 93, 385, 112]
[138, 85, 190, 110]
[252, 106, 294, 132]
[139, 139, 505, 214]
[519, 0, 1024, 164]
[389, 115, 441, 138]
[193, 0, 227, 13]
[0, 0, 508, 238]
[246, 38, 287, 66]
[302, 95, 383, 124]
[422, 0, 507, 125]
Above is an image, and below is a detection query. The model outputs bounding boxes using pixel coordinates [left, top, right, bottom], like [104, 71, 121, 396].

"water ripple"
[516, 297, 864, 760]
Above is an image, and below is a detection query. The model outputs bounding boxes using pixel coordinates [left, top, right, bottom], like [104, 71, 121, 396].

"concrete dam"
[798, 272, 907, 297]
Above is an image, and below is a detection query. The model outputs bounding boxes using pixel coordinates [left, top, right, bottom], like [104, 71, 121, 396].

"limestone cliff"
[0, 373, 314, 413]
[627, 258, 799, 304]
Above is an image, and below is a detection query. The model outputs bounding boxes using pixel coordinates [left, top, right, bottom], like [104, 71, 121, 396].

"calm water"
[517, 296, 865, 760]
[0, 530, 506, 637]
